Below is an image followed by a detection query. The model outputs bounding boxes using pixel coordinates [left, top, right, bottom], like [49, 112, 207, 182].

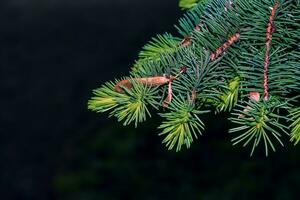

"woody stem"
[264, 2, 279, 100]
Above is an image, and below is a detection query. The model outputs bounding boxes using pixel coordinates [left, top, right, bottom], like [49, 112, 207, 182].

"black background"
[1, 0, 299, 200]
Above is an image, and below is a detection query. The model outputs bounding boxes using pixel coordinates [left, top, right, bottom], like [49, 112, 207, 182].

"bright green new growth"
[290, 107, 300, 144]
[88, 0, 300, 156]
[179, 0, 208, 10]
[230, 97, 291, 156]
[159, 97, 209, 151]
[88, 79, 160, 127]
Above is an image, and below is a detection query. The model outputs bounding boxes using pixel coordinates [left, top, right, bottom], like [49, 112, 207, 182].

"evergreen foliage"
[179, 0, 207, 10]
[290, 106, 300, 144]
[158, 97, 208, 152]
[88, 79, 160, 127]
[88, 0, 300, 156]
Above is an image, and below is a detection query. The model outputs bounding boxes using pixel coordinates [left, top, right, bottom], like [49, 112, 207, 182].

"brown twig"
[115, 76, 170, 93]
[210, 33, 241, 61]
[163, 81, 173, 107]
[180, 21, 205, 47]
[115, 68, 187, 107]
[264, 2, 279, 100]
[180, 35, 192, 47]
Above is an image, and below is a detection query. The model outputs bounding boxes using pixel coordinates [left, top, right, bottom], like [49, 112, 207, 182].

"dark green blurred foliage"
[54, 115, 300, 200]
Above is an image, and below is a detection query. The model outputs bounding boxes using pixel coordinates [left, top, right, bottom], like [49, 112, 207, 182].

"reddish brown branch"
[163, 81, 173, 107]
[210, 33, 241, 61]
[180, 22, 205, 47]
[180, 35, 192, 47]
[115, 77, 170, 93]
[115, 68, 187, 107]
[264, 2, 279, 100]
[190, 89, 197, 103]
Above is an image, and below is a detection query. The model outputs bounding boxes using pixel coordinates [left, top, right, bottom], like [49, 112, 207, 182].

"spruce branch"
[88, 79, 160, 127]
[138, 33, 181, 61]
[210, 33, 241, 61]
[158, 97, 208, 151]
[88, 0, 300, 156]
[88, 80, 128, 113]
[215, 76, 240, 112]
[263, 2, 280, 101]
[230, 97, 290, 156]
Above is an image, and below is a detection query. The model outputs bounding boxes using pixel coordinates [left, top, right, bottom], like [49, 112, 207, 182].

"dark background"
[0, 0, 299, 200]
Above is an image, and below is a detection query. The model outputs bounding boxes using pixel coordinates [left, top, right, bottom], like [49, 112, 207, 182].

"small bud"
[181, 36, 192, 47]
[180, 66, 188, 73]
[249, 92, 260, 102]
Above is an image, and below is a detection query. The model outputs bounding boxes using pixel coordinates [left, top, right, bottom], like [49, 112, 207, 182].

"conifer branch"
[115, 76, 170, 93]
[210, 33, 241, 61]
[158, 97, 208, 151]
[88, 0, 300, 155]
[264, 2, 280, 101]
